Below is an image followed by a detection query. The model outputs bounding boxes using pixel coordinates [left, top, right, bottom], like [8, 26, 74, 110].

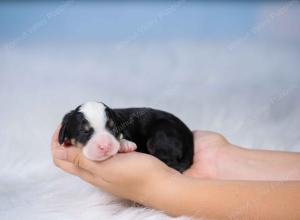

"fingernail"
[54, 149, 67, 160]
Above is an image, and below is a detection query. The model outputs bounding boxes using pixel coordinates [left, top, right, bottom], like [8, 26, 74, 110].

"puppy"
[58, 102, 193, 172]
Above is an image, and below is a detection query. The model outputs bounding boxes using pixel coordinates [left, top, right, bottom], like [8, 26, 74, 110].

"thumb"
[54, 146, 97, 172]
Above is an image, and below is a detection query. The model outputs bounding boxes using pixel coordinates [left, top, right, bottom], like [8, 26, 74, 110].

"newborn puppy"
[58, 102, 193, 172]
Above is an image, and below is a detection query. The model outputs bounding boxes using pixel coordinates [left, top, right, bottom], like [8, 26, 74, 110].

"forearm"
[145, 174, 300, 219]
[218, 145, 300, 180]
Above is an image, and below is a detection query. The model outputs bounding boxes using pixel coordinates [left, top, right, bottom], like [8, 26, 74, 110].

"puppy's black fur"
[59, 103, 194, 172]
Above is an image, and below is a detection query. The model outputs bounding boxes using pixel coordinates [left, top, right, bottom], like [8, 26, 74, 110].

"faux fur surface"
[0, 42, 299, 220]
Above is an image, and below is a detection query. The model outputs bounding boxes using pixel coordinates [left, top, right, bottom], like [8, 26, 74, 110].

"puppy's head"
[58, 102, 121, 161]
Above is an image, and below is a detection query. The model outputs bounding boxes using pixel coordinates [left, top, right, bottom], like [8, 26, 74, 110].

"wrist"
[140, 169, 183, 210]
[216, 143, 249, 180]
[143, 171, 208, 217]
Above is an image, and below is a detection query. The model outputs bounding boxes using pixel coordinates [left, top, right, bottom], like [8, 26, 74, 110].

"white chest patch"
[79, 102, 107, 132]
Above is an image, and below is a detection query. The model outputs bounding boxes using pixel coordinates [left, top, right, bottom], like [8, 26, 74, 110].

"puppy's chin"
[82, 145, 119, 161]
[82, 148, 113, 161]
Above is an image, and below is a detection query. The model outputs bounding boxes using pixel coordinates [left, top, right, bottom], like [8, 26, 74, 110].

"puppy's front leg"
[119, 139, 137, 153]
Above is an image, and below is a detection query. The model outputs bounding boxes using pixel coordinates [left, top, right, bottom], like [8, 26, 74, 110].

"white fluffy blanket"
[0, 42, 299, 220]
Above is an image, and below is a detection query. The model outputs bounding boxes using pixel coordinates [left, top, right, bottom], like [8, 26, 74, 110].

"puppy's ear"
[58, 110, 74, 144]
[58, 124, 66, 145]
[104, 107, 120, 135]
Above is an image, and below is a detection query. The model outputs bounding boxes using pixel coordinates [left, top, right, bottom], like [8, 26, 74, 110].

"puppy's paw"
[119, 139, 137, 153]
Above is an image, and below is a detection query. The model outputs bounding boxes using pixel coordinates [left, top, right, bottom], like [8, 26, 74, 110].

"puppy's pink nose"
[97, 144, 111, 154]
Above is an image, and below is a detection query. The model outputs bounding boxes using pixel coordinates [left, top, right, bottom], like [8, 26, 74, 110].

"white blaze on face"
[79, 101, 121, 161]
[79, 102, 107, 132]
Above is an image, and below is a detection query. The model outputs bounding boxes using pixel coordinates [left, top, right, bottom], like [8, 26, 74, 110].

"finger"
[63, 146, 99, 172]
[52, 144, 111, 187]
[51, 125, 97, 171]
[50, 126, 111, 188]
[51, 125, 112, 181]
[58, 156, 111, 190]
[53, 157, 81, 176]
[52, 132, 96, 171]
[53, 157, 105, 186]
[51, 125, 62, 150]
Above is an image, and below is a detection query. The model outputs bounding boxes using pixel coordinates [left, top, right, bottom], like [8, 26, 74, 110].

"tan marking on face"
[76, 142, 84, 149]
[71, 139, 76, 145]
[108, 119, 114, 128]
[84, 125, 90, 131]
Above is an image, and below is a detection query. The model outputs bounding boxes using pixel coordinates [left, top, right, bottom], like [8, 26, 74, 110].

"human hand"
[51, 126, 177, 204]
[184, 131, 232, 179]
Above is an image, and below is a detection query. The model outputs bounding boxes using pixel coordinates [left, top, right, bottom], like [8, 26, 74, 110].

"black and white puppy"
[58, 102, 193, 172]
